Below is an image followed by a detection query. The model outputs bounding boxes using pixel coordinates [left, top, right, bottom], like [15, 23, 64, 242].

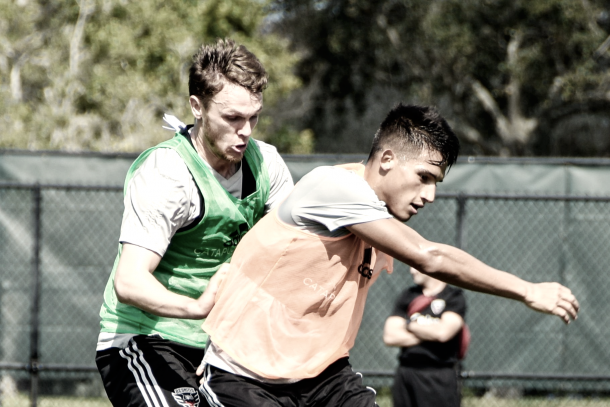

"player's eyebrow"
[223, 106, 263, 117]
[419, 168, 444, 183]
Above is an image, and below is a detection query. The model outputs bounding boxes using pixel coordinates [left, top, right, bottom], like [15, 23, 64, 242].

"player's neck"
[422, 281, 446, 297]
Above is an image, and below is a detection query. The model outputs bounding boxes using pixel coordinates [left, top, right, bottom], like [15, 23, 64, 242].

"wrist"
[185, 299, 206, 320]
[521, 281, 534, 305]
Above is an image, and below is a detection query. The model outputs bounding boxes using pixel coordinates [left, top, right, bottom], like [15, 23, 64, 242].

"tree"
[271, 0, 610, 156]
[0, 0, 309, 153]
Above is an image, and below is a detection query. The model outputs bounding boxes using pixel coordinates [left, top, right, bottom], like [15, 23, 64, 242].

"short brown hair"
[368, 104, 460, 167]
[189, 38, 268, 108]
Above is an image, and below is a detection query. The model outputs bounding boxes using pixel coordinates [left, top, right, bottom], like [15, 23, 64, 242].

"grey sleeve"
[255, 140, 294, 213]
[278, 166, 394, 236]
[119, 149, 199, 256]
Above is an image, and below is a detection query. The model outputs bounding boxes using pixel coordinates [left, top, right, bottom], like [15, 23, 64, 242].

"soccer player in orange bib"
[198, 104, 579, 407]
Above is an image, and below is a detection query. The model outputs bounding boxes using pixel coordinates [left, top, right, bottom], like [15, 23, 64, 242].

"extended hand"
[196, 360, 206, 384]
[196, 263, 231, 318]
[524, 282, 579, 324]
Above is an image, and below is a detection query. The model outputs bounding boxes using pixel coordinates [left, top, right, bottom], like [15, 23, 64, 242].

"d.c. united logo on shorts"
[172, 387, 200, 407]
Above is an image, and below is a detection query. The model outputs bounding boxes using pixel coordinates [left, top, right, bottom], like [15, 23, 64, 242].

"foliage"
[0, 0, 306, 153]
[271, 0, 610, 156]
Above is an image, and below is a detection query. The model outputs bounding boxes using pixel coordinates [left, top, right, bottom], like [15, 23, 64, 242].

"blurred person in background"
[94, 38, 293, 407]
[384, 267, 468, 407]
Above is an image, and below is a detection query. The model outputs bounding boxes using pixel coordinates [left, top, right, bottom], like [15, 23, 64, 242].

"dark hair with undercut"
[367, 104, 460, 167]
[189, 38, 268, 108]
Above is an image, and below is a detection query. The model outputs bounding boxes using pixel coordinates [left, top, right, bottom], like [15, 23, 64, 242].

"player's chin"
[223, 151, 244, 164]
[395, 212, 413, 223]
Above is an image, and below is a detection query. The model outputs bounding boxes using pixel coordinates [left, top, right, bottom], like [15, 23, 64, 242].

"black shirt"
[391, 285, 466, 367]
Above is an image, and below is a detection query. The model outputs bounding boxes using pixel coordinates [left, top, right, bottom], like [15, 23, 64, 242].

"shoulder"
[252, 139, 291, 179]
[391, 285, 422, 316]
[440, 286, 467, 314]
[253, 139, 284, 166]
[135, 148, 190, 181]
[253, 139, 279, 155]
[305, 165, 380, 206]
[304, 165, 362, 180]
[252, 139, 294, 208]
[301, 165, 377, 198]
[128, 148, 194, 196]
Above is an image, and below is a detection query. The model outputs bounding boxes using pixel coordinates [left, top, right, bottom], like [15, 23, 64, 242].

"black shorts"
[199, 357, 378, 407]
[391, 365, 460, 407]
[96, 335, 208, 407]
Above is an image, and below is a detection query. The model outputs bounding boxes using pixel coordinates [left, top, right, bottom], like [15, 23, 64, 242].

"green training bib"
[99, 133, 270, 347]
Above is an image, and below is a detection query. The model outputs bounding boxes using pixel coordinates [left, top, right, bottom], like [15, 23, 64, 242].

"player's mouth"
[232, 143, 247, 154]
[410, 204, 423, 215]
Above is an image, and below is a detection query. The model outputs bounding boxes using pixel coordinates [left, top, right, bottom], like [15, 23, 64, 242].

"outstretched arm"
[348, 218, 579, 323]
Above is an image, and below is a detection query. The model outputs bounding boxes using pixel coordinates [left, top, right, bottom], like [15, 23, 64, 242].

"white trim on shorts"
[119, 338, 171, 407]
[199, 364, 225, 407]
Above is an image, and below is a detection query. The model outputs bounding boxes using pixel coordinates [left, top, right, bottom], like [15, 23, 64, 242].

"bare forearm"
[350, 219, 529, 301]
[420, 249, 579, 323]
[406, 312, 464, 343]
[115, 275, 207, 319]
[348, 219, 579, 323]
[414, 244, 529, 302]
[383, 317, 422, 347]
[114, 243, 209, 319]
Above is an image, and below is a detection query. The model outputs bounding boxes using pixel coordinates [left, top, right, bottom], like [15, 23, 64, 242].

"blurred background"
[3, 0, 610, 157]
[2, 0, 610, 406]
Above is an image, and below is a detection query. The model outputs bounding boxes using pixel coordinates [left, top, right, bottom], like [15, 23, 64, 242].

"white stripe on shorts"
[199, 364, 224, 407]
[354, 369, 378, 406]
[119, 339, 170, 407]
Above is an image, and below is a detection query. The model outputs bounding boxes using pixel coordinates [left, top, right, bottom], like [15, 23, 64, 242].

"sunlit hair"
[367, 104, 460, 167]
[189, 38, 268, 108]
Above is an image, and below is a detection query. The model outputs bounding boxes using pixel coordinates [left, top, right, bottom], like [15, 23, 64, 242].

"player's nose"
[422, 184, 436, 204]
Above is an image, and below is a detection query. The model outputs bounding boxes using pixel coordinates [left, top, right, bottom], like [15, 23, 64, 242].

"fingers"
[217, 262, 231, 275]
[196, 264, 231, 318]
[553, 286, 579, 324]
[208, 263, 230, 287]
[554, 306, 571, 324]
[196, 363, 206, 385]
[556, 300, 579, 324]
[525, 282, 579, 324]
[557, 303, 575, 323]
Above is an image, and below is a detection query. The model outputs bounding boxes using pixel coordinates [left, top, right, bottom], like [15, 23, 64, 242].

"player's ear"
[379, 149, 397, 172]
[189, 96, 204, 121]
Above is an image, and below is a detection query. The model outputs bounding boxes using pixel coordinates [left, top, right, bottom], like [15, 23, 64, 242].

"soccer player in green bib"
[95, 38, 293, 407]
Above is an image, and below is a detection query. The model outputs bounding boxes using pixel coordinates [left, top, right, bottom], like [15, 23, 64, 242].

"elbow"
[435, 331, 455, 343]
[382, 328, 399, 347]
[410, 245, 445, 278]
[114, 277, 134, 305]
[383, 334, 398, 347]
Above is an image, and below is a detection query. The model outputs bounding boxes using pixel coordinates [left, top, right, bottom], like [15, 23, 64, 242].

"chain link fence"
[355, 192, 610, 406]
[0, 183, 122, 406]
[1, 159, 610, 406]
